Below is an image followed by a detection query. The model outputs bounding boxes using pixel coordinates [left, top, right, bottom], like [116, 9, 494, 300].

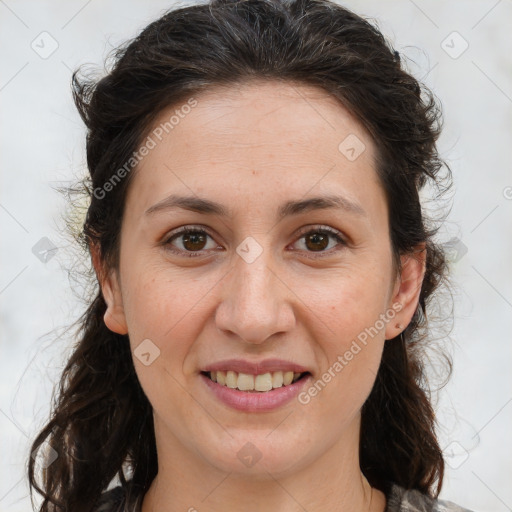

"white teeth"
[225, 370, 237, 388]
[207, 370, 305, 392]
[283, 371, 294, 386]
[237, 373, 254, 391]
[254, 373, 273, 392]
[216, 371, 226, 386]
[272, 371, 284, 388]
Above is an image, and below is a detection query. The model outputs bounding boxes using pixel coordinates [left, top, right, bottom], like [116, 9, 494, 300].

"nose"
[214, 243, 296, 345]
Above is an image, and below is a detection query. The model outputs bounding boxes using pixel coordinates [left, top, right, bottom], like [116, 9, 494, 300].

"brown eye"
[181, 231, 207, 251]
[304, 232, 329, 252]
[164, 227, 218, 257]
[292, 226, 346, 256]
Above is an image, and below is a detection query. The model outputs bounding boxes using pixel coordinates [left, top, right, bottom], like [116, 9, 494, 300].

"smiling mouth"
[200, 370, 310, 392]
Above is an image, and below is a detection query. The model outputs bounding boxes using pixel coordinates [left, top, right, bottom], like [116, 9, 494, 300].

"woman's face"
[99, 80, 423, 478]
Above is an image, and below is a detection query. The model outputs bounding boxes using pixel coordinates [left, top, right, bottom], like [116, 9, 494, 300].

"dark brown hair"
[28, 0, 454, 510]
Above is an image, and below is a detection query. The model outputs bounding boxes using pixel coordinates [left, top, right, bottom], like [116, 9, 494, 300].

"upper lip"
[201, 358, 311, 375]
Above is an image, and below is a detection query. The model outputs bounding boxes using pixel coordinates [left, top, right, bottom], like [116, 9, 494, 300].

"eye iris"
[305, 232, 329, 251]
[183, 232, 207, 251]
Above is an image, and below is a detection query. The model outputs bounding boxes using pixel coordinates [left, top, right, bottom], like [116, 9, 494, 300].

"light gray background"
[1, 1, 511, 511]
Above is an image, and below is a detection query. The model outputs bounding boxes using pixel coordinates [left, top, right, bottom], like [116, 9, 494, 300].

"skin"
[93, 80, 426, 512]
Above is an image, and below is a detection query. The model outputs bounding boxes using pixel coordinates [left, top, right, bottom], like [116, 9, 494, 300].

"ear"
[385, 243, 426, 340]
[90, 242, 128, 335]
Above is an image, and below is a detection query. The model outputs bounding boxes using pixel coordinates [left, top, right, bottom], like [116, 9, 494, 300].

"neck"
[141, 414, 387, 512]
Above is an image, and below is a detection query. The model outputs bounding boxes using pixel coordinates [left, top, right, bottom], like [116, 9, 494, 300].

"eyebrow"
[144, 193, 367, 219]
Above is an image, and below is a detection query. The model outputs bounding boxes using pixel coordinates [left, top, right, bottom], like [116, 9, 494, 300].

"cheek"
[295, 263, 389, 408]
[120, 264, 211, 416]
[300, 262, 391, 345]
[293, 331, 384, 439]
[120, 261, 216, 360]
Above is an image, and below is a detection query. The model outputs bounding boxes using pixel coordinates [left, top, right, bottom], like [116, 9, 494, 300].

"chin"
[198, 431, 314, 479]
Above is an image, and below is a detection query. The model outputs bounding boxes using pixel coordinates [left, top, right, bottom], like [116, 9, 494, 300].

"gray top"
[93, 483, 476, 511]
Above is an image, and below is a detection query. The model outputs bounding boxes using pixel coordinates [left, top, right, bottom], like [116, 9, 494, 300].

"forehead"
[158, 79, 371, 153]
[125, 80, 383, 222]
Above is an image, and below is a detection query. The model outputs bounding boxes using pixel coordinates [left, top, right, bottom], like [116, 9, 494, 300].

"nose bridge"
[215, 237, 294, 344]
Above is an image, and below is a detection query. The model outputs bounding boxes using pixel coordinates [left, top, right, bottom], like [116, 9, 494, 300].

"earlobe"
[385, 243, 426, 340]
[90, 242, 128, 335]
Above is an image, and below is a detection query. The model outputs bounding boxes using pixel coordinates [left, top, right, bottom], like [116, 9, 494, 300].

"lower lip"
[200, 373, 312, 412]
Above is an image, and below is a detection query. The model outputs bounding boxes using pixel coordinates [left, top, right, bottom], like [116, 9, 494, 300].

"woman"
[28, 0, 474, 510]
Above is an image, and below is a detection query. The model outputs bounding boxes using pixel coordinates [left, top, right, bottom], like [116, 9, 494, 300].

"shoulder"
[386, 483, 476, 512]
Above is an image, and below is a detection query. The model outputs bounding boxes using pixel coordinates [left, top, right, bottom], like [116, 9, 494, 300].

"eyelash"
[162, 225, 347, 259]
